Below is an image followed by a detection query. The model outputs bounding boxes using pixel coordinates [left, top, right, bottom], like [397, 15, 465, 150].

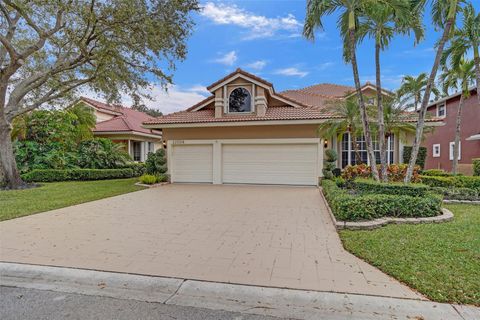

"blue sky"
[141, 0, 480, 114]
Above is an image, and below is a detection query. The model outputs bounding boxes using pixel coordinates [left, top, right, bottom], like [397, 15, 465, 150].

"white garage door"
[172, 144, 213, 183]
[222, 144, 318, 185]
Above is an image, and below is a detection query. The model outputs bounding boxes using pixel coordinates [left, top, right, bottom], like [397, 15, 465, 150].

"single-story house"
[422, 88, 479, 174]
[143, 69, 441, 185]
[78, 97, 163, 162]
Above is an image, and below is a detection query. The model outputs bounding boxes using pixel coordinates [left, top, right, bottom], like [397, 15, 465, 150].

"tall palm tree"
[304, 0, 380, 181]
[397, 73, 441, 111]
[441, 3, 480, 104]
[356, 0, 423, 181]
[317, 98, 363, 163]
[439, 59, 475, 174]
[405, 0, 463, 183]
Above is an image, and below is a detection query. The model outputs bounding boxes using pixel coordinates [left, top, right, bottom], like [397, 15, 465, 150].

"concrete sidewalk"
[1, 263, 478, 320]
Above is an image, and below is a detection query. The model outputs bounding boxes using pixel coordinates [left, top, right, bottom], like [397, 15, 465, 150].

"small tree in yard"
[145, 148, 167, 180]
[322, 149, 338, 180]
[0, 0, 199, 188]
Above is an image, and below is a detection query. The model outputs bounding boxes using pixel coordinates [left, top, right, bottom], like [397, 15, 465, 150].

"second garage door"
[222, 144, 318, 185]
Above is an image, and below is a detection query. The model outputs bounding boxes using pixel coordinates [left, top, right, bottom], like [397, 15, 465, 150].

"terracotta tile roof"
[207, 68, 273, 90]
[288, 83, 356, 98]
[185, 95, 214, 111]
[80, 97, 161, 136]
[144, 106, 340, 125]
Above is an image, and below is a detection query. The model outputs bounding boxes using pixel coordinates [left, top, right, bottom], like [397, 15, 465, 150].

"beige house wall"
[93, 109, 116, 123]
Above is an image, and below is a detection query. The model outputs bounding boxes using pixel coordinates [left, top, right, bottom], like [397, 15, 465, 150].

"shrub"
[342, 164, 421, 183]
[139, 174, 157, 185]
[77, 138, 131, 169]
[322, 149, 338, 180]
[420, 175, 480, 189]
[353, 179, 430, 197]
[156, 173, 170, 183]
[321, 180, 442, 221]
[21, 168, 134, 182]
[422, 169, 454, 177]
[430, 187, 480, 201]
[146, 149, 167, 175]
[473, 159, 480, 176]
[403, 146, 427, 169]
[122, 163, 146, 176]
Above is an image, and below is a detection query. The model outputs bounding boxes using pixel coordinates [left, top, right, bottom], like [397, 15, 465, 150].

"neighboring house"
[422, 88, 479, 175]
[143, 69, 440, 186]
[78, 97, 163, 162]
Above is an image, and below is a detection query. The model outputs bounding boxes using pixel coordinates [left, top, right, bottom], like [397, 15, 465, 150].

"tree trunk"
[352, 135, 362, 164]
[0, 116, 23, 189]
[452, 94, 464, 174]
[404, 16, 455, 183]
[375, 42, 387, 182]
[473, 45, 480, 105]
[348, 28, 379, 181]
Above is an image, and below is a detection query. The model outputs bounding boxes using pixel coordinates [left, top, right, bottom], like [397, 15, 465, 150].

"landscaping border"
[134, 182, 170, 188]
[319, 188, 454, 230]
[443, 199, 480, 204]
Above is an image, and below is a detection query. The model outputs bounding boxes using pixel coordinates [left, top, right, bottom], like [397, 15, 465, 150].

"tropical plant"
[405, 0, 464, 183]
[145, 149, 167, 175]
[441, 3, 480, 104]
[356, 0, 423, 181]
[397, 73, 441, 111]
[304, 0, 380, 181]
[439, 58, 476, 174]
[0, 0, 199, 189]
[77, 138, 131, 169]
[322, 148, 338, 179]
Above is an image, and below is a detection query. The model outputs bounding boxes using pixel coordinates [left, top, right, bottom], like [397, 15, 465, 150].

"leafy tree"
[397, 73, 441, 110]
[356, 0, 423, 181]
[131, 94, 163, 117]
[77, 138, 131, 169]
[405, 0, 463, 182]
[0, 0, 199, 188]
[439, 59, 476, 174]
[441, 3, 480, 104]
[145, 149, 167, 175]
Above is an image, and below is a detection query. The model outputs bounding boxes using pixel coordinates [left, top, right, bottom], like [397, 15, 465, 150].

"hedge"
[420, 175, 480, 189]
[430, 187, 480, 201]
[22, 168, 134, 182]
[474, 159, 480, 176]
[321, 180, 442, 221]
[403, 146, 427, 169]
[421, 169, 454, 177]
[352, 179, 430, 197]
[122, 163, 146, 176]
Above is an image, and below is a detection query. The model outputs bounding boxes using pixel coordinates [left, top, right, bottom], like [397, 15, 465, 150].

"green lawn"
[339, 204, 480, 306]
[0, 178, 145, 221]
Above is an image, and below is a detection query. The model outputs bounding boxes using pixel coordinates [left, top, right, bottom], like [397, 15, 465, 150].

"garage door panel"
[172, 145, 213, 183]
[222, 144, 317, 185]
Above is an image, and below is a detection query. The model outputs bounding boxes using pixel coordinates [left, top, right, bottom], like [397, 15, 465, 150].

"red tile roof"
[80, 97, 161, 136]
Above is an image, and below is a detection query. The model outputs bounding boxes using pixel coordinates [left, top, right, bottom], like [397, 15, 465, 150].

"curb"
[134, 182, 169, 188]
[319, 188, 454, 230]
[444, 199, 480, 204]
[1, 263, 478, 320]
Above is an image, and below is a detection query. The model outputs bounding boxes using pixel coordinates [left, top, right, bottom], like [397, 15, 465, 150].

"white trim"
[143, 119, 330, 129]
[93, 130, 162, 139]
[208, 73, 272, 93]
[227, 87, 254, 114]
[436, 102, 446, 118]
[466, 134, 480, 141]
[449, 141, 461, 160]
[190, 97, 215, 112]
[344, 84, 393, 98]
[432, 144, 441, 158]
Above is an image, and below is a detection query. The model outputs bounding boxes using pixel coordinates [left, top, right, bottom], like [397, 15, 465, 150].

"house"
[78, 97, 163, 162]
[422, 88, 479, 174]
[143, 69, 440, 185]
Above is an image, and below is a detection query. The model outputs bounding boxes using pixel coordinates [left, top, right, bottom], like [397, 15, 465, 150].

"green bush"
[321, 180, 442, 221]
[420, 175, 480, 189]
[77, 138, 131, 169]
[156, 173, 170, 183]
[322, 149, 338, 180]
[353, 179, 430, 197]
[473, 159, 480, 176]
[122, 163, 146, 176]
[21, 168, 134, 182]
[139, 174, 157, 185]
[403, 146, 427, 169]
[430, 187, 480, 201]
[146, 149, 167, 175]
[422, 169, 454, 177]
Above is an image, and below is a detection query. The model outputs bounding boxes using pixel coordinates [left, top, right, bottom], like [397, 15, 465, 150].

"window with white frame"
[432, 144, 441, 157]
[228, 87, 252, 113]
[437, 102, 446, 118]
[449, 141, 461, 160]
[341, 133, 395, 168]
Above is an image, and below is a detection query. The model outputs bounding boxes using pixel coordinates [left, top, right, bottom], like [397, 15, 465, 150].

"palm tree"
[317, 98, 363, 163]
[441, 3, 480, 104]
[397, 73, 441, 111]
[439, 59, 475, 174]
[356, 0, 423, 181]
[405, 0, 463, 183]
[69, 103, 96, 142]
[304, 0, 380, 181]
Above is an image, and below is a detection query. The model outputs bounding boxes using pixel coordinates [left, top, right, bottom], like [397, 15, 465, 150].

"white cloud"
[245, 60, 267, 71]
[274, 67, 309, 78]
[213, 51, 238, 66]
[121, 85, 209, 115]
[201, 2, 301, 39]
[318, 62, 335, 70]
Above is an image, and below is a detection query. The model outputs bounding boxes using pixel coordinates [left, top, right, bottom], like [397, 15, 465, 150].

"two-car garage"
[168, 139, 322, 186]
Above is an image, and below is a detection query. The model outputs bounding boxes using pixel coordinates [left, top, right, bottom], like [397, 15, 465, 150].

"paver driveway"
[0, 184, 421, 299]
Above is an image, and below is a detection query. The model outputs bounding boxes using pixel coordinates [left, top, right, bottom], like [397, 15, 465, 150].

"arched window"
[229, 87, 251, 113]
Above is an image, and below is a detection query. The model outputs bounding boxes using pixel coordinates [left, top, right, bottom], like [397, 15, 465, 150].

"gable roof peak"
[206, 68, 274, 92]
